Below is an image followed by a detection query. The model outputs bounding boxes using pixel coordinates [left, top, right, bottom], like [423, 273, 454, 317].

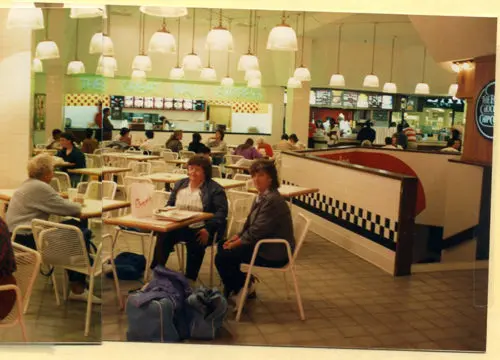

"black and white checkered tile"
[283, 180, 399, 251]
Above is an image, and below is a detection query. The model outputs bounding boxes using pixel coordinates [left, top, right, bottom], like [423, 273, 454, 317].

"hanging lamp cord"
[176, 17, 181, 67]
[45, 9, 49, 40]
[75, 19, 79, 60]
[254, 11, 259, 56]
[294, 14, 299, 69]
[191, 8, 196, 54]
[390, 36, 396, 82]
[300, 11, 306, 66]
[226, 19, 232, 76]
[422, 47, 427, 82]
[207, 9, 212, 67]
[371, 22, 377, 74]
[336, 24, 342, 74]
[247, 10, 253, 54]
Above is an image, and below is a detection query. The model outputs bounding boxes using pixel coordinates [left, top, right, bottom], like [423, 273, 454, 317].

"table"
[213, 178, 247, 190]
[53, 161, 74, 168]
[225, 164, 251, 172]
[68, 166, 131, 180]
[124, 154, 161, 162]
[141, 173, 246, 191]
[248, 185, 319, 208]
[80, 199, 130, 219]
[165, 159, 188, 165]
[210, 150, 226, 156]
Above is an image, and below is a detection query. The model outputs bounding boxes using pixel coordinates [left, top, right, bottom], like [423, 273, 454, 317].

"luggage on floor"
[105, 252, 146, 281]
[187, 287, 228, 340]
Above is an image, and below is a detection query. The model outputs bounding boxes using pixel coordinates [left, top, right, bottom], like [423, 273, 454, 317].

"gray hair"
[256, 137, 265, 144]
[28, 154, 54, 179]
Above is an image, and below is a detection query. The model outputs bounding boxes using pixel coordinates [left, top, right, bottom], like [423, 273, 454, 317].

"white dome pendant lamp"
[182, 8, 202, 71]
[383, 36, 398, 93]
[35, 9, 59, 60]
[448, 83, 459, 97]
[221, 21, 234, 86]
[238, 10, 259, 72]
[148, 17, 176, 54]
[267, 11, 298, 51]
[89, 6, 114, 55]
[7, 2, 44, 30]
[293, 12, 311, 82]
[206, 9, 234, 52]
[140, 6, 188, 18]
[415, 47, 430, 94]
[32, 58, 43, 73]
[363, 23, 379, 88]
[286, 14, 301, 89]
[132, 12, 152, 72]
[169, 18, 185, 80]
[329, 24, 345, 87]
[200, 10, 217, 81]
[66, 4, 107, 19]
[67, 19, 86, 75]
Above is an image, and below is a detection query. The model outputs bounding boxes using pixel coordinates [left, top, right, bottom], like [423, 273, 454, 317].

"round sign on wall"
[475, 80, 495, 140]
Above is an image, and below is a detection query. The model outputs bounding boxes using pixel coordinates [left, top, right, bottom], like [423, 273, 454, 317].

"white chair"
[162, 151, 177, 161]
[31, 219, 120, 336]
[35, 144, 46, 149]
[179, 150, 195, 160]
[53, 172, 71, 192]
[49, 177, 61, 192]
[226, 195, 255, 238]
[235, 213, 311, 322]
[84, 181, 117, 200]
[0, 243, 41, 342]
[130, 161, 152, 176]
[233, 174, 253, 191]
[212, 165, 222, 179]
[224, 155, 244, 178]
[150, 160, 168, 174]
[93, 148, 112, 155]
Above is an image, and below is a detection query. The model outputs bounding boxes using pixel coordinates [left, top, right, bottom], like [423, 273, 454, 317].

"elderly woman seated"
[5, 154, 99, 303]
[215, 159, 294, 305]
[151, 155, 228, 284]
[0, 217, 16, 320]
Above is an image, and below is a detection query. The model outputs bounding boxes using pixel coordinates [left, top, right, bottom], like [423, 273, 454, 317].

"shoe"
[231, 278, 258, 312]
[69, 289, 102, 304]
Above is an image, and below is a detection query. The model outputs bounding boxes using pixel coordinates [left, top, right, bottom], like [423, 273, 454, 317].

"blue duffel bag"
[187, 287, 228, 340]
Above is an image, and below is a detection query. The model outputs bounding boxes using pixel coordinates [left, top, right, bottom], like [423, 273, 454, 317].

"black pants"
[151, 227, 208, 281]
[308, 138, 314, 149]
[215, 242, 288, 295]
[13, 219, 93, 286]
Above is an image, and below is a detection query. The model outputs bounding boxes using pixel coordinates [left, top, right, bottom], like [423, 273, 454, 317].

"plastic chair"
[49, 178, 61, 192]
[179, 150, 195, 160]
[129, 161, 152, 177]
[224, 155, 244, 178]
[235, 213, 311, 322]
[150, 160, 168, 174]
[226, 196, 255, 238]
[233, 174, 253, 191]
[212, 165, 222, 179]
[84, 181, 117, 200]
[53, 172, 71, 192]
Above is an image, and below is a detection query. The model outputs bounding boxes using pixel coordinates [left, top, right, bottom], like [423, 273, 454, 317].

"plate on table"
[153, 208, 198, 221]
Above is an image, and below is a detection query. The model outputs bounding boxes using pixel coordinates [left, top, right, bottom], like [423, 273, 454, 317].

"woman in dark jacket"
[165, 130, 183, 153]
[188, 132, 210, 154]
[215, 159, 294, 301]
[0, 217, 16, 320]
[56, 132, 86, 187]
[151, 155, 228, 282]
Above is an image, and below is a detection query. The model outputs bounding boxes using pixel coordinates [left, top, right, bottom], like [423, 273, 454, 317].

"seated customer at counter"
[81, 128, 98, 154]
[188, 132, 211, 154]
[382, 136, 402, 149]
[256, 137, 273, 157]
[234, 138, 263, 160]
[139, 130, 156, 152]
[46, 129, 62, 150]
[215, 159, 294, 303]
[115, 128, 132, 146]
[356, 121, 376, 144]
[56, 133, 86, 187]
[165, 130, 183, 153]
[151, 155, 228, 284]
[395, 124, 408, 150]
[0, 217, 16, 320]
[273, 134, 295, 151]
[6, 154, 99, 303]
[207, 129, 227, 165]
[440, 139, 461, 153]
[289, 134, 306, 150]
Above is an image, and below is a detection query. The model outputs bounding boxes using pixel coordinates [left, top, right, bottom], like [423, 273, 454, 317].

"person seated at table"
[198, 145, 212, 162]
[360, 140, 372, 147]
[56, 132, 86, 187]
[165, 130, 183, 153]
[5, 154, 100, 303]
[382, 136, 400, 149]
[289, 134, 306, 150]
[139, 130, 156, 153]
[115, 127, 132, 146]
[215, 159, 294, 303]
[256, 137, 273, 157]
[440, 139, 461, 153]
[46, 129, 62, 150]
[151, 155, 228, 284]
[207, 129, 227, 166]
[188, 132, 211, 154]
[356, 121, 376, 144]
[0, 217, 16, 320]
[273, 134, 294, 151]
[81, 128, 98, 154]
[234, 138, 263, 160]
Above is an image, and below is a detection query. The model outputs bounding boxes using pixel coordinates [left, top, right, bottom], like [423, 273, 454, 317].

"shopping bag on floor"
[130, 182, 154, 218]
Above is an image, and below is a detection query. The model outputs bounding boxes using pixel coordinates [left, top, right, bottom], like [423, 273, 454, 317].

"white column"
[0, 9, 33, 188]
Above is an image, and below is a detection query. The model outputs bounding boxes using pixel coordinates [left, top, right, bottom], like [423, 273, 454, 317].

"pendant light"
[206, 9, 233, 52]
[286, 14, 301, 88]
[363, 23, 379, 88]
[182, 8, 202, 71]
[221, 20, 234, 86]
[35, 9, 59, 60]
[32, 58, 43, 73]
[140, 6, 188, 18]
[448, 83, 458, 97]
[329, 24, 345, 87]
[248, 78, 261, 88]
[67, 19, 86, 75]
[89, 6, 114, 55]
[132, 12, 152, 72]
[415, 47, 430, 94]
[148, 17, 176, 54]
[131, 69, 147, 82]
[245, 13, 262, 81]
[200, 10, 217, 81]
[383, 36, 398, 93]
[169, 18, 185, 80]
[293, 12, 311, 81]
[7, 2, 44, 30]
[96, 55, 117, 77]
[267, 11, 298, 51]
[66, 4, 107, 19]
[238, 10, 259, 71]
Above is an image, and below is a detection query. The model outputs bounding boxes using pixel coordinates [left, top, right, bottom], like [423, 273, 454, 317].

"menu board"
[153, 97, 164, 109]
[315, 89, 332, 106]
[124, 96, 134, 108]
[331, 90, 342, 107]
[382, 95, 393, 110]
[309, 90, 316, 105]
[368, 94, 382, 108]
[164, 98, 173, 110]
[144, 97, 154, 109]
[133, 96, 144, 108]
[183, 99, 193, 111]
[342, 91, 358, 108]
[357, 93, 369, 108]
[193, 100, 205, 111]
[110, 96, 124, 119]
[173, 98, 183, 110]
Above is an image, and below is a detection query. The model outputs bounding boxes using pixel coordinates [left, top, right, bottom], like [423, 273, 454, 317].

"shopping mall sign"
[475, 80, 495, 140]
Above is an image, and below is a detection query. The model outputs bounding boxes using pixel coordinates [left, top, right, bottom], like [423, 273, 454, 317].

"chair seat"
[58, 254, 109, 277]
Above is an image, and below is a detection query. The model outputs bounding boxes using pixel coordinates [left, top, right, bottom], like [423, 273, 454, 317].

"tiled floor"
[102, 230, 488, 352]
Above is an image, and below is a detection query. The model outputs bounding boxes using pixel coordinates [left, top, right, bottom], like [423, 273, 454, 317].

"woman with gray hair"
[6, 154, 100, 303]
[256, 137, 273, 157]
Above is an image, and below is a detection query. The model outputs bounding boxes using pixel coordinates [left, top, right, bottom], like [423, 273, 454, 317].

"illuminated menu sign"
[368, 94, 382, 108]
[342, 91, 358, 108]
[475, 80, 495, 140]
[331, 90, 343, 107]
[315, 89, 332, 106]
[382, 95, 393, 110]
[309, 90, 316, 105]
[357, 93, 369, 108]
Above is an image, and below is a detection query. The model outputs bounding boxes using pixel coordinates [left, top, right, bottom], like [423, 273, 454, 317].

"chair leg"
[235, 269, 253, 322]
[283, 272, 290, 299]
[290, 267, 305, 320]
[84, 274, 95, 337]
[51, 271, 60, 306]
[209, 243, 215, 288]
[143, 233, 155, 282]
[16, 296, 28, 342]
[110, 230, 123, 309]
[62, 271, 69, 301]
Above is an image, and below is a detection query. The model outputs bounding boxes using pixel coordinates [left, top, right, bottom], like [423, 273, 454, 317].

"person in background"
[338, 114, 352, 137]
[188, 132, 210, 154]
[207, 129, 227, 166]
[81, 128, 98, 154]
[56, 132, 86, 187]
[151, 156, 228, 285]
[274, 134, 294, 151]
[441, 139, 461, 153]
[0, 217, 16, 320]
[46, 129, 63, 150]
[160, 116, 172, 130]
[94, 102, 103, 141]
[102, 107, 114, 141]
[5, 154, 99, 303]
[360, 140, 372, 147]
[234, 138, 263, 160]
[165, 130, 183, 153]
[215, 160, 294, 303]
[116, 127, 132, 146]
[289, 134, 306, 150]
[256, 137, 274, 157]
[451, 127, 462, 151]
[198, 145, 212, 161]
[356, 121, 376, 144]
[139, 130, 156, 152]
[403, 121, 417, 150]
[308, 120, 317, 149]
[382, 136, 402, 149]
[395, 123, 408, 150]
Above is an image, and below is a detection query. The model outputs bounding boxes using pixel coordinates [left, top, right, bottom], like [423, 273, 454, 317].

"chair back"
[227, 197, 254, 237]
[224, 155, 243, 165]
[179, 150, 195, 160]
[227, 189, 256, 210]
[171, 168, 187, 175]
[49, 178, 61, 192]
[233, 174, 253, 190]
[32, 219, 91, 270]
[86, 154, 103, 168]
[130, 161, 152, 176]
[162, 151, 177, 160]
[53, 172, 71, 192]
[94, 147, 112, 155]
[12, 243, 41, 314]
[85, 181, 117, 200]
[291, 213, 311, 262]
[150, 160, 168, 174]
[212, 165, 222, 179]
